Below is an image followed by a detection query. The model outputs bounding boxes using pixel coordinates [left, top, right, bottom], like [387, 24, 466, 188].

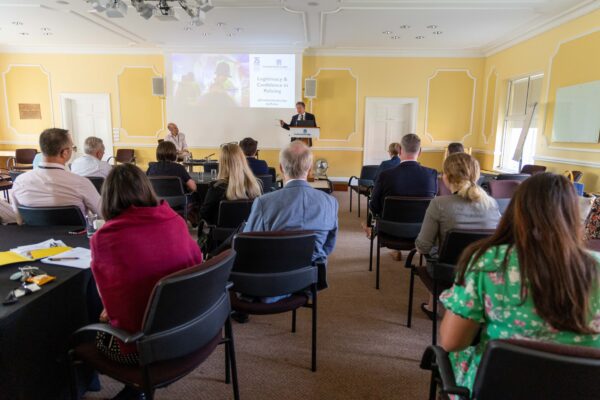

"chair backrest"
[15, 149, 37, 165]
[496, 173, 530, 182]
[473, 339, 600, 400]
[256, 174, 274, 193]
[203, 162, 219, 173]
[137, 250, 236, 365]
[378, 197, 433, 238]
[571, 170, 583, 182]
[231, 231, 317, 297]
[268, 167, 277, 183]
[149, 176, 185, 197]
[87, 176, 104, 194]
[17, 205, 86, 228]
[115, 149, 135, 164]
[216, 199, 254, 228]
[358, 164, 379, 186]
[520, 164, 546, 175]
[437, 229, 494, 266]
[489, 179, 521, 199]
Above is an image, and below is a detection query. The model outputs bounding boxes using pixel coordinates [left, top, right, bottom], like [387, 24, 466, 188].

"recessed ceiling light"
[12, 21, 24, 26]
[18, 32, 29, 36]
[433, 31, 443, 35]
[40, 27, 51, 31]
[234, 27, 243, 33]
[183, 26, 193, 31]
[202, 32, 209, 37]
[42, 32, 53, 36]
[226, 33, 234, 37]
[415, 35, 425, 39]
[56, 0, 69, 4]
[382, 30, 392, 35]
[399, 25, 410, 29]
[308, 1, 319, 5]
[216, 22, 226, 27]
[427, 25, 439, 29]
[390, 35, 401, 40]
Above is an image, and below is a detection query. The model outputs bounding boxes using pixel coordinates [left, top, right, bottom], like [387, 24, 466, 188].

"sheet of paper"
[11, 239, 67, 258]
[0, 251, 32, 266]
[30, 246, 71, 259]
[41, 247, 91, 269]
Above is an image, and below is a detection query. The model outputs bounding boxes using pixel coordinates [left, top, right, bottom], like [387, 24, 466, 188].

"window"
[497, 74, 543, 172]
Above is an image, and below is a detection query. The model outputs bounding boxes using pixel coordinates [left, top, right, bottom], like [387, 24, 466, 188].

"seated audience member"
[239, 137, 269, 176]
[164, 122, 191, 159]
[244, 141, 338, 290]
[199, 143, 261, 226]
[585, 197, 600, 240]
[147, 141, 197, 193]
[439, 173, 600, 392]
[369, 133, 438, 216]
[91, 164, 203, 399]
[374, 142, 401, 182]
[71, 136, 112, 178]
[10, 128, 101, 222]
[415, 153, 501, 319]
[447, 142, 465, 155]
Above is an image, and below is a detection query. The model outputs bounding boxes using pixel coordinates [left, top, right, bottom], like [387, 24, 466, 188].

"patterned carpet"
[84, 190, 433, 400]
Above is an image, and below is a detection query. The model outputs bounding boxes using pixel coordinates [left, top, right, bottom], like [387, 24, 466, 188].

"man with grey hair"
[71, 136, 112, 178]
[370, 133, 438, 216]
[236, 141, 337, 316]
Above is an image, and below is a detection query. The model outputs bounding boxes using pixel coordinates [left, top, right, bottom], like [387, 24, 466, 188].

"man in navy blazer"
[239, 137, 269, 176]
[370, 134, 438, 216]
[244, 141, 338, 266]
[374, 142, 401, 182]
[280, 101, 316, 146]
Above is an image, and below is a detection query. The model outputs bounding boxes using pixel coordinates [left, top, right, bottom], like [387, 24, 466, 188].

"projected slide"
[170, 53, 295, 108]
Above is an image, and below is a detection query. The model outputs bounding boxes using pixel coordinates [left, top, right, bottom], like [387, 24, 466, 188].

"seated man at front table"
[234, 141, 338, 322]
[239, 137, 269, 176]
[369, 133, 438, 216]
[71, 136, 112, 178]
[11, 128, 102, 223]
[164, 122, 191, 159]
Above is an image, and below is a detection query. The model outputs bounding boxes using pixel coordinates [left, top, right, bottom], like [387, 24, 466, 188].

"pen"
[48, 257, 79, 261]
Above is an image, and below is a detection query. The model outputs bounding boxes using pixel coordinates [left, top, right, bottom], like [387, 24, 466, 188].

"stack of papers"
[0, 239, 71, 267]
[41, 247, 91, 269]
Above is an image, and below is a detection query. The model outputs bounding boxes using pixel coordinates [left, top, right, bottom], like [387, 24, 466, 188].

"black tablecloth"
[0, 225, 100, 400]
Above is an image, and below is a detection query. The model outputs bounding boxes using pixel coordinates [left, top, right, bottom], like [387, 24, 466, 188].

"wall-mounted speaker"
[304, 78, 317, 99]
[152, 77, 165, 96]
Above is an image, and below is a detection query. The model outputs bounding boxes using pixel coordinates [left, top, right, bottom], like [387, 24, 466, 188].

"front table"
[0, 225, 100, 400]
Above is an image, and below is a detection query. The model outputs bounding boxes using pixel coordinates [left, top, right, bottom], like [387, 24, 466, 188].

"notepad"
[41, 247, 91, 269]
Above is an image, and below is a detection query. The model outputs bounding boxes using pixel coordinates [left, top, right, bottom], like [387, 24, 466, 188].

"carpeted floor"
[85, 190, 433, 400]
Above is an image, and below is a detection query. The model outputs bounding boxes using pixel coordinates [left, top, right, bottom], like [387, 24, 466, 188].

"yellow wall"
[481, 8, 600, 192]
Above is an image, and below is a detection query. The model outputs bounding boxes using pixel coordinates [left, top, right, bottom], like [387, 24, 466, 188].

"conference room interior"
[1, 1, 600, 399]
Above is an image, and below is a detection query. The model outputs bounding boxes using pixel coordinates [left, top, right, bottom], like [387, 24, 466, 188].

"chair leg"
[225, 335, 231, 384]
[407, 268, 415, 328]
[376, 237, 381, 290]
[292, 309, 297, 333]
[225, 317, 240, 400]
[311, 285, 318, 372]
[358, 192, 361, 218]
[428, 371, 437, 400]
[432, 280, 438, 345]
[349, 188, 353, 213]
[142, 368, 155, 400]
[369, 233, 374, 272]
[68, 351, 79, 400]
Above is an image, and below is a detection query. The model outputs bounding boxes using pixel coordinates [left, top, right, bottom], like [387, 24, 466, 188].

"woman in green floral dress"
[438, 173, 600, 392]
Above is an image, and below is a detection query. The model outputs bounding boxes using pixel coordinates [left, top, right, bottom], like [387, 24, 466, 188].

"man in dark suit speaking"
[279, 101, 316, 146]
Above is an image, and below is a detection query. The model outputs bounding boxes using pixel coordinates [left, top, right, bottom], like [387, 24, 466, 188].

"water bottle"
[86, 214, 98, 238]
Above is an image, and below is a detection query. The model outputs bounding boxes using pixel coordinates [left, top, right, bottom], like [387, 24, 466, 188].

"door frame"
[363, 97, 419, 165]
[59, 93, 113, 160]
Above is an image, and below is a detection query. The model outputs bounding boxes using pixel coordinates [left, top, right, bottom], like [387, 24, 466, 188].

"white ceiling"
[0, 0, 598, 56]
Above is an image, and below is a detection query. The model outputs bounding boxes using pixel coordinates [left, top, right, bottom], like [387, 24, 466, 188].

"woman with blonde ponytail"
[415, 153, 501, 319]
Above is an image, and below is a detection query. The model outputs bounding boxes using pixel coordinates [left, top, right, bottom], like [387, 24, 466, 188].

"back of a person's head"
[280, 141, 312, 180]
[239, 137, 258, 157]
[84, 136, 104, 155]
[156, 141, 178, 162]
[400, 133, 420, 155]
[443, 153, 492, 208]
[218, 143, 261, 200]
[447, 142, 465, 155]
[388, 142, 400, 156]
[101, 164, 158, 220]
[458, 173, 598, 335]
[39, 128, 70, 157]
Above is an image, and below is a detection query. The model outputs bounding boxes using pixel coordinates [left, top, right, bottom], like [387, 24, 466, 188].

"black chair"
[210, 199, 255, 245]
[370, 197, 432, 289]
[421, 339, 600, 400]
[230, 231, 319, 372]
[17, 205, 86, 228]
[348, 165, 378, 218]
[0, 169, 12, 201]
[256, 174, 275, 193]
[495, 173, 530, 182]
[149, 176, 191, 221]
[87, 176, 104, 194]
[69, 250, 239, 400]
[520, 164, 546, 175]
[405, 230, 494, 344]
[7, 148, 37, 170]
[204, 162, 219, 174]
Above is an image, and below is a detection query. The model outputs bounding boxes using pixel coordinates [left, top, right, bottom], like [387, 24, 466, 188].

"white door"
[60, 94, 113, 162]
[363, 97, 418, 166]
